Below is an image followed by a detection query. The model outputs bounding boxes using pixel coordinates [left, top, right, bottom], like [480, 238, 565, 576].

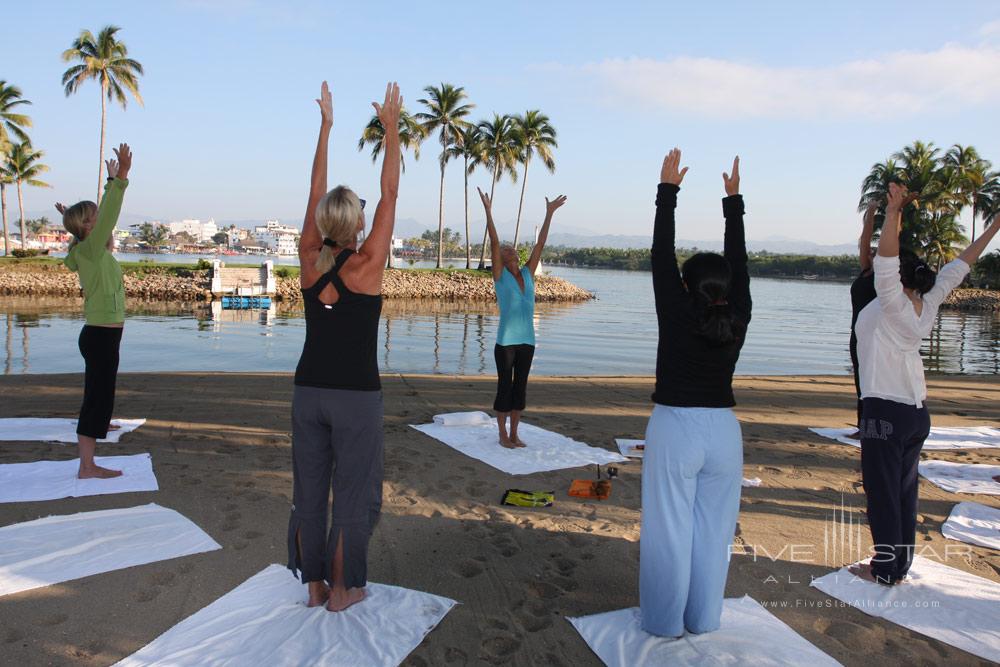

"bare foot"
[847, 430, 861, 440]
[306, 582, 329, 607]
[510, 435, 527, 448]
[499, 435, 518, 449]
[107, 423, 121, 432]
[848, 562, 893, 586]
[78, 464, 123, 479]
[326, 586, 366, 612]
[992, 475, 1000, 483]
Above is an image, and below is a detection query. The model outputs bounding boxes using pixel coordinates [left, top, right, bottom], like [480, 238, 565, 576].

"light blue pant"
[640, 404, 743, 637]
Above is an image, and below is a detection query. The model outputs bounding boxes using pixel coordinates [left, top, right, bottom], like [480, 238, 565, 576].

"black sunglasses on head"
[359, 198, 366, 211]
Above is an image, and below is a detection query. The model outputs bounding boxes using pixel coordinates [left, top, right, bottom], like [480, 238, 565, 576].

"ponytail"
[682, 252, 747, 346]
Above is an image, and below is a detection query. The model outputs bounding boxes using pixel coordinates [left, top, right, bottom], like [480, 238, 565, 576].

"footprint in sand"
[149, 571, 176, 587]
[452, 559, 484, 578]
[36, 613, 69, 627]
[529, 581, 562, 599]
[242, 530, 263, 540]
[133, 588, 159, 603]
[480, 635, 521, 660]
[443, 647, 468, 664]
[4, 628, 24, 644]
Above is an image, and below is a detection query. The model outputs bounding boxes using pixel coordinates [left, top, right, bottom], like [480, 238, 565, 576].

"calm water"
[2, 263, 998, 376]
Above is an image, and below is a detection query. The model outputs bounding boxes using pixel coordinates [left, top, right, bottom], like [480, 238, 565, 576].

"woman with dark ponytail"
[640, 149, 751, 638]
[851, 182, 1000, 586]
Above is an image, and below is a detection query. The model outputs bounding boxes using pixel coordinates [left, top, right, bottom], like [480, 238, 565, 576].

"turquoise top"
[495, 266, 536, 346]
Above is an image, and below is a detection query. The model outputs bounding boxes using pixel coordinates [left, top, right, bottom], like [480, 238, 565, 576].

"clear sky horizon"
[3, 1, 1000, 246]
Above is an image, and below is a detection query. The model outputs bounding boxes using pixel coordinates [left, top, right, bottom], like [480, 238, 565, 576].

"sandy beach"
[0, 372, 997, 666]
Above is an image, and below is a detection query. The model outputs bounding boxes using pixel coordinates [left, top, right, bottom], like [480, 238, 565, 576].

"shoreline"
[0, 372, 996, 666]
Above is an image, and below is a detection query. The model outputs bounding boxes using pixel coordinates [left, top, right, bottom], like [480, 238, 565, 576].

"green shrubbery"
[10, 248, 43, 258]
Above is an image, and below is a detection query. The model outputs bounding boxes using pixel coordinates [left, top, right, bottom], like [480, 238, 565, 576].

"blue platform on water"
[221, 295, 272, 309]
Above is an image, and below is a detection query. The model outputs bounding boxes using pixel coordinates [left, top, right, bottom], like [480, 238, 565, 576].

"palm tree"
[0, 81, 32, 156]
[415, 83, 474, 268]
[511, 110, 557, 247]
[472, 113, 520, 269]
[944, 144, 996, 242]
[446, 125, 482, 268]
[61, 25, 143, 203]
[0, 161, 13, 256]
[919, 212, 968, 270]
[5, 142, 50, 249]
[358, 107, 426, 171]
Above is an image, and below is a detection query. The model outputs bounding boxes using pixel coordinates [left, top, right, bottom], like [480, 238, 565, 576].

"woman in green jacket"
[58, 143, 132, 479]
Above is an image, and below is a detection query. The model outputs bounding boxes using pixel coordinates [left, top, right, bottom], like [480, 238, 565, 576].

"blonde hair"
[314, 186, 363, 273]
[62, 201, 97, 249]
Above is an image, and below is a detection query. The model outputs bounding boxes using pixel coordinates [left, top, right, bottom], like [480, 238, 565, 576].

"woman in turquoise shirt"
[477, 188, 566, 448]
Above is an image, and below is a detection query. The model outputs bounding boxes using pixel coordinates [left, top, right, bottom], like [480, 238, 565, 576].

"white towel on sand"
[0, 453, 158, 503]
[809, 426, 1000, 450]
[432, 411, 492, 427]
[919, 460, 1000, 495]
[615, 439, 762, 487]
[0, 418, 146, 444]
[113, 564, 456, 667]
[411, 420, 626, 475]
[942, 502, 1000, 551]
[567, 595, 841, 666]
[0, 503, 220, 597]
[811, 556, 1000, 663]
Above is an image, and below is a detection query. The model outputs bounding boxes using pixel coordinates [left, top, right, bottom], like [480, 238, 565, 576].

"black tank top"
[294, 249, 383, 390]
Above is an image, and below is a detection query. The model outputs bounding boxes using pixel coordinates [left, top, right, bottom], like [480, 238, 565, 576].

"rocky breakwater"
[1, 262, 594, 303]
[274, 269, 594, 302]
[942, 288, 1000, 311]
[0, 262, 211, 301]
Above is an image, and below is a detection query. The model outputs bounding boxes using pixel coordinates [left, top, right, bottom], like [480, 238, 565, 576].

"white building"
[167, 219, 218, 242]
[253, 220, 299, 255]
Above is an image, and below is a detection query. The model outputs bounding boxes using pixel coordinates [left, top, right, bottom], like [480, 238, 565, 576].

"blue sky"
[3, 1, 1000, 245]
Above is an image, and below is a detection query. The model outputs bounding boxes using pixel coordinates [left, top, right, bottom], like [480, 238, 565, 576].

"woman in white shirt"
[852, 182, 1000, 585]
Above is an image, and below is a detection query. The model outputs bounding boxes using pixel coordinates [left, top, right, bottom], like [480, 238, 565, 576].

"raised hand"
[477, 187, 492, 214]
[722, 156, 740, 196]
[54, 202, 67, 215]
[113, 143, 132, 180]
[863, 200, 878, 228]
[887, 182, 909, 211]
[545, 195, 567, 216]
[316, 81, 333, 127]
[105, 158, 119, 180]
[660, 148, 688, 186]
[373, 82, 402, 133]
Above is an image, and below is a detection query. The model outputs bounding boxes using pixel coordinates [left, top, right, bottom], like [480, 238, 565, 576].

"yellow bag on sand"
[501, 489, 555, 508]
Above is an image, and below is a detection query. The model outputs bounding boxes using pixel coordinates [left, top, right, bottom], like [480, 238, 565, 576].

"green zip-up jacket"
[64, 178, 128, 325]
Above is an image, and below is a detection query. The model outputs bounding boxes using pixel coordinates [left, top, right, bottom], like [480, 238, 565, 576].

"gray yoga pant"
[286, 385, 384, 589]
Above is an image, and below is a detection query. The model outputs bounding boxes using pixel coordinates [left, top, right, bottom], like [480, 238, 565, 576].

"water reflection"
[1, 278, 998, 377]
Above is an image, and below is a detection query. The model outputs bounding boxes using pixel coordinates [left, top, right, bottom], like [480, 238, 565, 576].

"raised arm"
[526, 195, 566, 274]
[80, 143, 130, 257]
[478, 187, 503, 281]
[651, 148, 688, 303]
[872, 183, 912, 321]
[298, 81, 333, 256]
[958, 215, 1000, 266]
[859, 201, 876, 273]
[722, 156, 751, 323]
[357, 82, 402, 268]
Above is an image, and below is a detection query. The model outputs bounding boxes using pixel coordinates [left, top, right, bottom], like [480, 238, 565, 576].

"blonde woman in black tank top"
[286, 81, 402, 612]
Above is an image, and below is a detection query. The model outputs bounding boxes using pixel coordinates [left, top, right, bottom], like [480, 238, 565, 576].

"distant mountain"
[545, 232, 856, 256]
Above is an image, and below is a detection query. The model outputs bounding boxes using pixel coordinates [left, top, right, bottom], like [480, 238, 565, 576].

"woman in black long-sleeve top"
[640, 149, 751, 638]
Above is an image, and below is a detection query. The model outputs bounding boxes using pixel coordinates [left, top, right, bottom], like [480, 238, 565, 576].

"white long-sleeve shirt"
[855, 254, 970, 408]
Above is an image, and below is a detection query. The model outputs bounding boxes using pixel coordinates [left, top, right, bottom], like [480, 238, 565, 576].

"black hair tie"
[322, 238, 336, 248]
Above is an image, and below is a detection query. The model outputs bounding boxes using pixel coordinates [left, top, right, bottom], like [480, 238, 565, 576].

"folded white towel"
[432, 411, 493, 427]
[942, 502, 1000, 551]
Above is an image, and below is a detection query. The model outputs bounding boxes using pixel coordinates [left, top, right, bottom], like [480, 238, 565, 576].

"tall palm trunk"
[513, 160, 530, 248]
[971, 202, 977, 242]
[463, 155, 471, 269]
[16, 180, 26, 249]
[1, 183, 9, 256]
[436, 162, 445, 269]
[97, 79, 108, 204]
[477, 162, 500, 269]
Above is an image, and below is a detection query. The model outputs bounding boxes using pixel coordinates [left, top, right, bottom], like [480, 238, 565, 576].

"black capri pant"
[77, 325, 123, 440]
[493, 343, 535, 412]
